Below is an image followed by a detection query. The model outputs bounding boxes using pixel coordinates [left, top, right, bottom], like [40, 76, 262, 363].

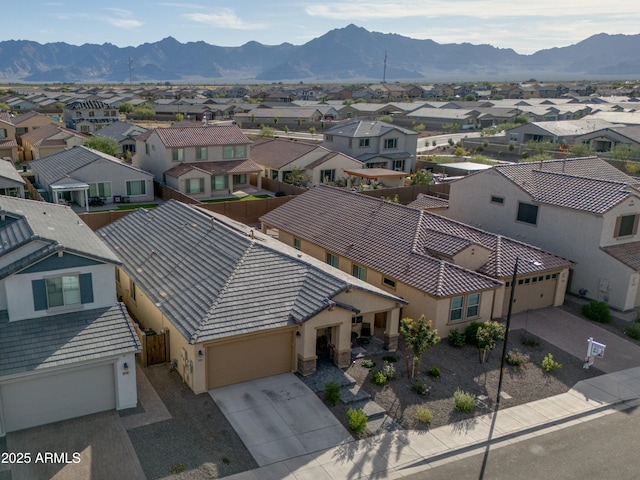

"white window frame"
[196, 147, 207, 161]
[172, 148, 184, 162]
[185, 177, 205, 194]
[126, 179, 146, 196]
[384, 138, 398, 149]
[46, 274, 81, 308]
[88, 181, 112, 199]
[352, 264, 366, 281]
[326, 252, 339, 268]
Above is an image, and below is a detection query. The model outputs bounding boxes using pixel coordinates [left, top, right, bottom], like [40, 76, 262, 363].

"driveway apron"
[209, 373, 352, 466]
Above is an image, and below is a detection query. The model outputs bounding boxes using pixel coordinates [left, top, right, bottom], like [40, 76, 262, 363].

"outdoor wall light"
[296, 331, 301, 338]
[198, 350, 204, 357]
[123, 362, 129, 372]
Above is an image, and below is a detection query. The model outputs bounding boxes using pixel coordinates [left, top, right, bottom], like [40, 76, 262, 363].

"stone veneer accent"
[298, 355, 317, 376]
[334, 349, 351, 368]
[384, 332, 399, 352]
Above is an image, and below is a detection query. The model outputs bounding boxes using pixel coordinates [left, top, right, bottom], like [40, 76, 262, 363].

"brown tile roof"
[164, 159, 261, 178]
[251, 138, 319, 169]
[489, 157, 640, 214]
[261, 186, 505, 297]
[407, 194, 449, 210]
[153, 125, 250, 148]
[602, 242, 640, 271]
[20, 123, 87, 146]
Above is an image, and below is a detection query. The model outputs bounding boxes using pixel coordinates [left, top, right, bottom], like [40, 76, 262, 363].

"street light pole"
[496, 257, 519, 409]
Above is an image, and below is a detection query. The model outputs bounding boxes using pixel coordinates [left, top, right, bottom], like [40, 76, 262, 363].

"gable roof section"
[261, 186, 508, 297]
[164, 158, 261, 178]
[0, 160, 25, 185]
[20, 122, 86, 146]
[601, 242, 640, 271]
[324, 119, 416, 138]
[152, 125, 250, 148]
[407, 194, 449, 210]
[490, 157, 639, 214]
[30, 145, 151, 186]
[251, 138, 319, 169]
[93, 121, 148, 142]
[97, 200, 403, 343]
[0, 304, 140, 377]
[0, 197, 120, 280]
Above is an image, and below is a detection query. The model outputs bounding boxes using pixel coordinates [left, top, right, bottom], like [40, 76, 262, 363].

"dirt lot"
[325, 328, 602, 434]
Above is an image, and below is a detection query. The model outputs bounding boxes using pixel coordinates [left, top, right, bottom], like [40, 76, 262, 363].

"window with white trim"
[320, 169, 335, 182]
[466, 293, 480, 318]
[211, 175, 228, 190]
[359, 138, 370, 147]
[615, 214, 638, 238]
[223, 145, 246, 159]
[89, 182, 111, 198]
[384, 138, 398, 149]
[47, 275, 81, 307]
[293, 237, 301, 250]
[172, 148, 184, 162]
[326, 252, 339, 268]
[450, 293, 481, 322]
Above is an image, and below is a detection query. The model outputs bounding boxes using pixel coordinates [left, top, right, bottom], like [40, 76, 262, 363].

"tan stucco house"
[443, 156, 640, 311]
[98, 200, 405, 393]
[260, 186, 571, 334]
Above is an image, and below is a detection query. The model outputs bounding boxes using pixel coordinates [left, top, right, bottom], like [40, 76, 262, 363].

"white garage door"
[1, 363, 116, 433]
[504, 273, 558, 314]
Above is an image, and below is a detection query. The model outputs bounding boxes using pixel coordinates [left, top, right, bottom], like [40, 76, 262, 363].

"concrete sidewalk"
[223, 307, 640, 479]
[223, 366, 640, 480]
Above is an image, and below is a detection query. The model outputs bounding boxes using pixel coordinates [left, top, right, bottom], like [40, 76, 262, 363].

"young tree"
[378, 115, 394, 123]
[612, 143, 639, 161]
[476, 321, 506, 363]
[284, 166, 306, 187]
[399, 315, 441, 379]
[569, 143, 594, 157]
[410, 169, 432, 185]
[118, 102, 134, 114]
[84, 136, 121, 157]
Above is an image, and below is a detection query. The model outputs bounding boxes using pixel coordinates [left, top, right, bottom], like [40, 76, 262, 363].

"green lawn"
[117, 203, 158, 210]
[202, 195, 271, 203]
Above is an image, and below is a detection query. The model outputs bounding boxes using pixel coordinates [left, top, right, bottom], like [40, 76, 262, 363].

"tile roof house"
[504, 118, 615, 146]
[10, 111, 60, 140]
[322, 120, 418, 173]
[573, 125, 640, 154]
[133, 124, 261, 199]
[0, 159, 25, 198]
[63, 100, 119, 134]
[251, 137, 363, 186]
[20, 123, 88, 161]
[30, 145, 154, 209]
[444, 156, 640, 310]
[97, 200, 404, 391]
[260, 186, 571, 333]
[0, 197, 140, 435]
[92, 120, 148, 158]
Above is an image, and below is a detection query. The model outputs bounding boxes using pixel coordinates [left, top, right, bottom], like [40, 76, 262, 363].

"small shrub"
[506, 348, 530, 367]
[464, 321, 483, 347]
[582, 301, 611, 324]
[412, 380, 430, 395]
[453, 389, 476, 413]
[324, 381, 340, 406]
[274, 191, 286, 197]
[382, 355, 397, 363]
[415, 405, 433, 424]
[372, 370, 387, 386]
[448, 328, 466, 347]
[169, 463, 186, 474]
[626, 323, 640, 340]
[426, 366, 441, 378]
[347, 408, 368, 436]
[521, 333, 540, 347]
[542, 353, 562, 372]
[381, 361, 397, 380]
[361, 359, 376, 368]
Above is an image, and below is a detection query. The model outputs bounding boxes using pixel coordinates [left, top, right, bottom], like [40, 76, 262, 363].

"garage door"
[1, 363, 116, 433]
[504, 273, 558, 314]
[207, 329, 293, 389]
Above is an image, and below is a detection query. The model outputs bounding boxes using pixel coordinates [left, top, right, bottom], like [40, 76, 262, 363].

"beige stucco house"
[251, 137, 364, 186]
[20, 123, 87, 161]
[98, 200, 405, 393]
[443, 156, 640, 311]
[260, 186, 571, 335]
[133, 124, 262, 198]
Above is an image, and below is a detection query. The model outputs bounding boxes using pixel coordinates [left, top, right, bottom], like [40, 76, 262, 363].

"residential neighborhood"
[3, 77, 640, 479]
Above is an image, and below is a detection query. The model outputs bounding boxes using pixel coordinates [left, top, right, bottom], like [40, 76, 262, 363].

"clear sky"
[4, 1, 639, 55]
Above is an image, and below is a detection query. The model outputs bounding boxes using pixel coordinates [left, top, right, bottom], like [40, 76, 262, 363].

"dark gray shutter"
[32, 279, 48, 311]
[79, 273, 94, 304]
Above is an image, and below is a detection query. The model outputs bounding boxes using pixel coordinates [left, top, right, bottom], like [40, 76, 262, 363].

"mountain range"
[0, 24, 638, 84]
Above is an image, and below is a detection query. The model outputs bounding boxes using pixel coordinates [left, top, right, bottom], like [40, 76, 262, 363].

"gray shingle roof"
[491, 157, 639, 214]
[324, 119, 417, 137]
[261, 186, 571, 295]
[0, 304, 140, 377]
[0, 197, 121, 279]
[0, 159, 25, 185]
[97, 200, 403, 344]
[93, 121, 148, 143]
[30, 145, 151, 186]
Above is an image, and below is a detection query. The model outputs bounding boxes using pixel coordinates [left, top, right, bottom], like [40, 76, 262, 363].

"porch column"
[384, 308, 400, 352]
[256, 173, 262, 190]
[227, 174, 233, 195]
[333, 322, 352, 369]
[84, 188, 89, 212]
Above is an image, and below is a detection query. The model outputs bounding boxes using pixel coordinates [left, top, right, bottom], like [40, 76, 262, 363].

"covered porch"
[50, 178, 90, 211]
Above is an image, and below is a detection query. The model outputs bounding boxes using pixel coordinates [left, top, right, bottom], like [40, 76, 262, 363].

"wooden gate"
[146, 333, 166, 366]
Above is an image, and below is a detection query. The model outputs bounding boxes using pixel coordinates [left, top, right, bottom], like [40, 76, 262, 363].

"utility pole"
[382, 50, 387, 84]
[128, 57, 133, 86]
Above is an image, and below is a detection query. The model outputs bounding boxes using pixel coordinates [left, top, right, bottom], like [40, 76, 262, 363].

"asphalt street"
[402, 404, 640, 480]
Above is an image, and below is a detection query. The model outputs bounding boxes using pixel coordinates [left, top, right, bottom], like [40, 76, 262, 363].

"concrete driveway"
[510, 306, 640, 373]
[5, 410, 145, 480]
[209, 373, 352, 467]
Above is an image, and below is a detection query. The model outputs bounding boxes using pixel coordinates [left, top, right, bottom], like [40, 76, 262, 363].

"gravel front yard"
[325, 328, 602, 434]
